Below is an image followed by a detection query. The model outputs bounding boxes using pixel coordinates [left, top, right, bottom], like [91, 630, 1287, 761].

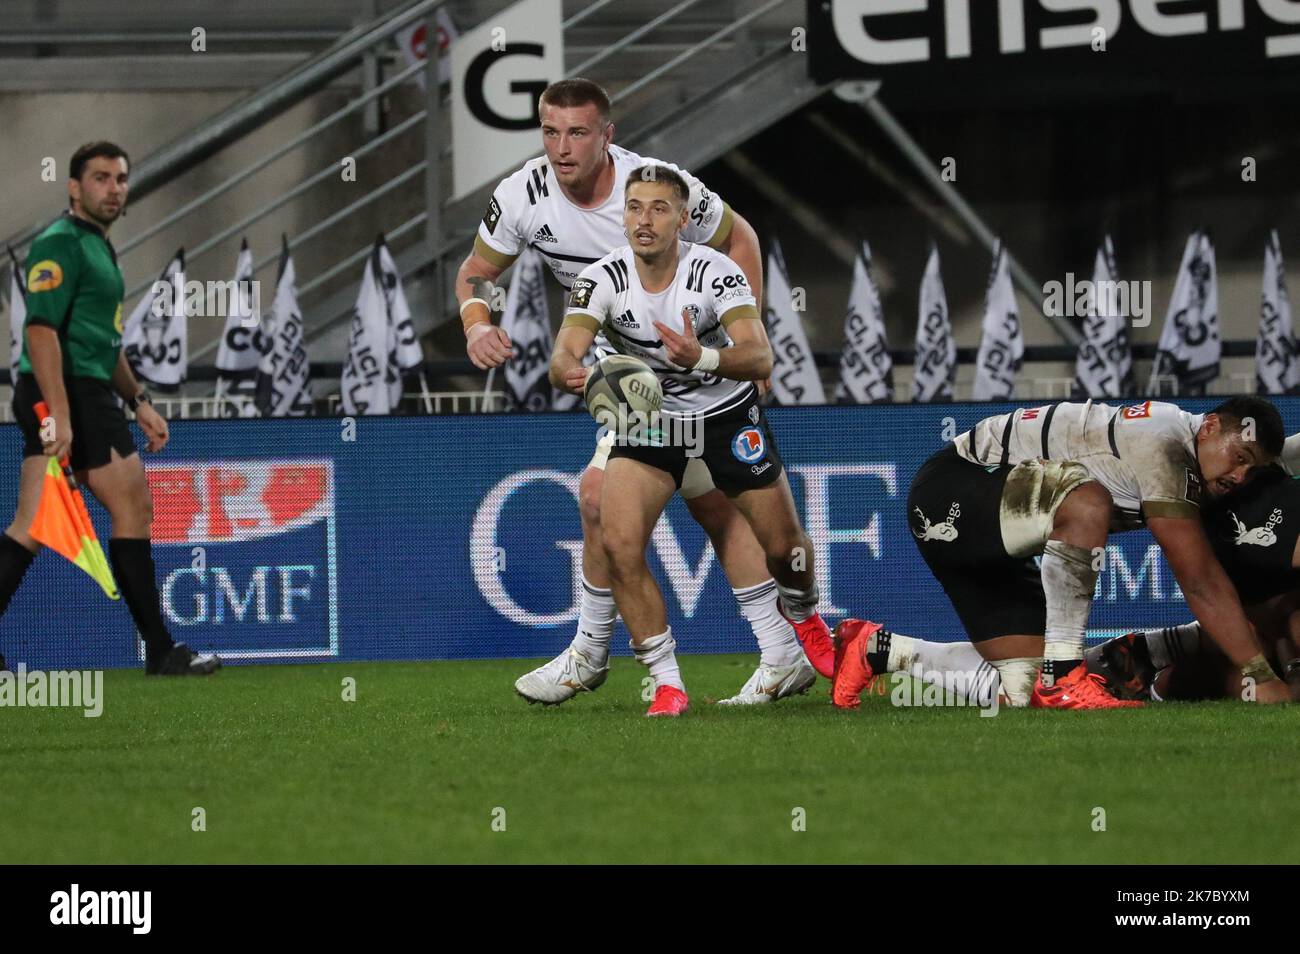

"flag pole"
[482, 366, 497, 413]
[418, 369, 433, 414]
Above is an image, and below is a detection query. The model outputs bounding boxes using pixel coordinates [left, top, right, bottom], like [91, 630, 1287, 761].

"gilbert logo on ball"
[584, 354, 663, 432]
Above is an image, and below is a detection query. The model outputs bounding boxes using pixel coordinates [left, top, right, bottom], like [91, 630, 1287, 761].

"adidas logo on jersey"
[533, 224, 558, 244]
[611, 309, 637, 328]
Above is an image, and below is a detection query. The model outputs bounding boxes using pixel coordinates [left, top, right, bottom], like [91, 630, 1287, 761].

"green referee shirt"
[18, 212, 125, 381]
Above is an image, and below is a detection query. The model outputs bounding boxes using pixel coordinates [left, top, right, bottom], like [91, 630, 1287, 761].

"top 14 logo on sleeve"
[146, 458, 339, 660]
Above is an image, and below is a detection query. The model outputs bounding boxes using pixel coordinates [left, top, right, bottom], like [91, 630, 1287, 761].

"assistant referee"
[0, 141, 219, 675]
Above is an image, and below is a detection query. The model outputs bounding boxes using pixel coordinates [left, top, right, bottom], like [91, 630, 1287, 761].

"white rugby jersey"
[562, 242, 760, 416]
[1283, 433, 1300, 476]
[475, 143, 731, 289]
[954, 399, 1206, 527]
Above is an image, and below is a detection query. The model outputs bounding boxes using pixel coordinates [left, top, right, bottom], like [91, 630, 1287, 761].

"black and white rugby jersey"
[562, 242, 760, 417]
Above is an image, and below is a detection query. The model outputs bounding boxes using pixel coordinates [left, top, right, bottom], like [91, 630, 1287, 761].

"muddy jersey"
[1203, 466, 1300, 604]
[562, 242, 760, 417]
[953, 399, 1204, 529]
[474, 143, 731, 289]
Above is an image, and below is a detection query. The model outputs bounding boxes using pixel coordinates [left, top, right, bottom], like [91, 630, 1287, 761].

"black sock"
[109, 537, 175, 659]
[866, 629, 891, 674]
[1043, 658, 1082, 685]
[0, 533, 36, 619]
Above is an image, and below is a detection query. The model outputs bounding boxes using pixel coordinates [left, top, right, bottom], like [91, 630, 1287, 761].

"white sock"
[1142, 622, 1203, 670]
[734, 580, 802, 667]
[572, 575, 617, 662]
[632, 629, 684, 692]
[990, 657, 1040, 707]
[776, 581, 819, 623]
[885, 633, 986, 676]
[1040, 540, 1098, 683]
[910, 659, 1003, 707]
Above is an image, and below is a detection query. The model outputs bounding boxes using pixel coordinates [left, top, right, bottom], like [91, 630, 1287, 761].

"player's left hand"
[654, 308, 703, 370]
[564, 366, 590, 394]
[135, 402, 169, 453]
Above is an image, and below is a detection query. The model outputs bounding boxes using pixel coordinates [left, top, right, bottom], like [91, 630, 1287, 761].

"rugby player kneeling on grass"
[0, 141, 219, 677]
[1087, 442, 1300, 703]
[832, 397, 1290, 710]
[549, 166, 822, 716]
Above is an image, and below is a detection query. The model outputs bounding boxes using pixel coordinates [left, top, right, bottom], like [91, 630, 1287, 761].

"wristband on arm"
[692, 347, 720, 373]
[460, 297, 491, 334]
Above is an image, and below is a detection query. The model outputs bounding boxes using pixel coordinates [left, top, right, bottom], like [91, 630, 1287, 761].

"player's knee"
[1059, 480, 1111, 525]
[600, 525, 644, 578]
[133, 483, 154, 527]
[765, 529, 809, 569]
[579, 470, 604, 529]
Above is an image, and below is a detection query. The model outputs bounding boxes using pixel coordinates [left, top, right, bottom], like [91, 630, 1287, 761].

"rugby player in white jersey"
[456, 80, 832, 706]
[548, 165, 825, 716]
[831, 396, 1293, 709]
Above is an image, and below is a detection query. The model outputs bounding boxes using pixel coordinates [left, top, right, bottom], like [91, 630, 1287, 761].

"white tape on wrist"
[460, 297, 490, 319]
[693, 347, 720, 372]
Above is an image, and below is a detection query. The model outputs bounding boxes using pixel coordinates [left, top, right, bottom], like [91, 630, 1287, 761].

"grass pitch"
[3, 654, 1297, 864]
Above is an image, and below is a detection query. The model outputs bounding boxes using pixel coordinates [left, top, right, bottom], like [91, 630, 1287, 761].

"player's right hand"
[466, 322, 514, 370]
[564, 367, 590, 395]
[41, 413, 72, 462]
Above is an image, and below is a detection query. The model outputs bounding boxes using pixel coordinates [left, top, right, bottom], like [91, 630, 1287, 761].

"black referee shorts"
[13, 373, 137, 471]
[907, 444, 1046, 643]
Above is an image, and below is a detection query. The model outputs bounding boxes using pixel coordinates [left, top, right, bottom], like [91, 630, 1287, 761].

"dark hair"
[538, 78, 611, 124]
[625, 165, 690, 206]
[1211, 396, 1284, 457]
[69, 141, 130, 182]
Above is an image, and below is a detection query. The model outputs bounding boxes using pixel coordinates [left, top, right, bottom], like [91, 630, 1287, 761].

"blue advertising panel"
[3, 397, 1295, 671]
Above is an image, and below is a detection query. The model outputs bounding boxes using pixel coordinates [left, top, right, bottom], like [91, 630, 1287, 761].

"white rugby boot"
[514, 646, 609, 705]
[717, 657, 816, 705]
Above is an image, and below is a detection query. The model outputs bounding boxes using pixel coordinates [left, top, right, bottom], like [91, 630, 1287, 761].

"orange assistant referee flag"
[28, 400, 119, 600]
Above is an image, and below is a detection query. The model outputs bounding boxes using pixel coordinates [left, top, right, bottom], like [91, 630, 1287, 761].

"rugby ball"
[584, 354, 663, 428]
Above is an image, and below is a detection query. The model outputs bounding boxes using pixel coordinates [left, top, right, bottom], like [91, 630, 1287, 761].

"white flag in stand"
[1073, 235, 1133, 398]
[7, 246, 25, 384]
[833, 241, 893, 403]
[498, 247, 570, 411]
[764, 238, 824, 405]
[972, 239, 1022, 401]
[1148, 230, 1220, 396]
[214, 239, 265, 417]
[376, 238, 424, 389]
[341, 236, 422, 415]
[1256, 229, 1297, 395]
[912, 242, 955, 402]
[123, 249, 187, 388]
[256, 236, 313, 417]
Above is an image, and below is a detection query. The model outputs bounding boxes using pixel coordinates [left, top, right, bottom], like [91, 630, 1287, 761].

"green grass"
[3, 654, 1298, 864]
